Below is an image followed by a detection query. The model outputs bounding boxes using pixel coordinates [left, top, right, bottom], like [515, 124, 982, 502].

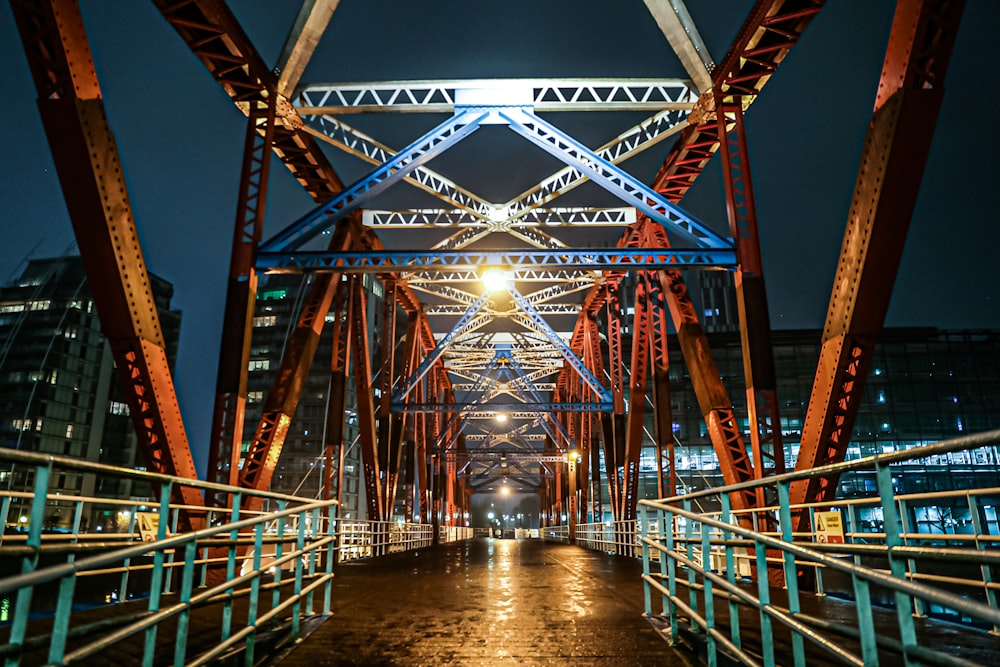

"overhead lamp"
[495, 412, 508, 423]
[481, 268, 510, 293]
[500, 485, 511, 496]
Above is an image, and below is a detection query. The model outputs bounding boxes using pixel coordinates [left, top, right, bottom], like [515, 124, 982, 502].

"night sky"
[1, 1, 997, 473]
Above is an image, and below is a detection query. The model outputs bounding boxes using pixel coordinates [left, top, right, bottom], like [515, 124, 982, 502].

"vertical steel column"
[646, 267, 676, 499]
[604, 289, 626, 520]
[716, 101, 785, 502]
[10, 0, 202, 511]
[584, 316, 606, 521]
[623, 274, 651, 522]
[240, 222, 355, 497]
[644, 221, 757, 511]
[323, 279, 353, 505]
[208, 93, 277, 492]
[792, 0, 965, 513]
[350, 277, 385, 520]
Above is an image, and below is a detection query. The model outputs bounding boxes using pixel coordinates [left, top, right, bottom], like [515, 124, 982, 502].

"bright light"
[481, 268, 509, 293]
[495, 412, 508, 423]
[487, 512, 495, 520]
[500, 486, 511, 496]
[569, 449, 581, 462]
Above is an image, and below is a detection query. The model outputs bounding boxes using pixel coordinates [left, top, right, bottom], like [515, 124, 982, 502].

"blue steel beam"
[393, 402, 611, 414]
[392, 290, 491, 402]
[504, 354, 573, 446]
[498, 107, 731, 249]
[509, 286, 612, 403]
[255, 247, 735, 273]
[260, 109, 490, 252]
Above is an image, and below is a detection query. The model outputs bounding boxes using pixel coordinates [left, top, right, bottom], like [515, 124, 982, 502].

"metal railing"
[334, 522, 472, 562]
[0, 447, 339, 666]
[545, 520, 646, 556]
[639, 429, 1000, 667]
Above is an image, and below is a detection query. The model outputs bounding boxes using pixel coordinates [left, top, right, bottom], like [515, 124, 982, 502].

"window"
[28, 300, 51, 311]
[259, 289, 287, 301]
[65, 424, 74, 438]
[0, 302, 25, 313]
[108, 401, 130, 416]
[248, 359, 270, 372]
[247, 391, 263, 403]
[10, 419, 31, 432]
[253, 315, 277, 328]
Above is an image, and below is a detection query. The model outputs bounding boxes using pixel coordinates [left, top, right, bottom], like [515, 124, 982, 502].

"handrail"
[638, 429, 1000, 667]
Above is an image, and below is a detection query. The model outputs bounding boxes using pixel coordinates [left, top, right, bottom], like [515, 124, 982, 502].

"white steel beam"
[295, 78, 696, 114]
[276, 0, 341, 97]
[642, 0, 715, 93]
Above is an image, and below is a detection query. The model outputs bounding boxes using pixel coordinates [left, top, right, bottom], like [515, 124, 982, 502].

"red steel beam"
[322, 279, 352, 505]
[208, 94, 278, 492]
[716, 102, 785, 499]
[10, 0, 203, 514]
[791, 0, 965, 511]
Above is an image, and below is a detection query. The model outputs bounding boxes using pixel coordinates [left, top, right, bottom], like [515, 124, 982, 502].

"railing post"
[325, 505, 336, 613]
[143, 482, 173, 667]
[753, 542, 775, 667]
[306, 507, 319, 614]
[8, 463, 48, 665]
[640, 504, 652, 617]
[700, 512, 716, 665]
[221, 491, 242, 644]
[665, 505, 678, 644]
[968, 493, 1000, 633]
[293, 508, 306, 640]
[245, 522, 264, 666]
[683, 499, 698, 631]
[172, 540, 198, 667]
[875, 461, 917, 666]
[719, 493, 741, 650]
[776, 480, 805, 667]
[273, 500, 286, 623]
[897, 498, 925, 617]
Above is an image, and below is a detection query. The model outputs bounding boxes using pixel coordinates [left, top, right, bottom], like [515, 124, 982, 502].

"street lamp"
[481, 268, 510, 293]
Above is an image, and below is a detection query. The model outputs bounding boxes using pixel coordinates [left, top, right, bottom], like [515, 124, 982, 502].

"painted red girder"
[152, 0, 449, 503]
[10, 0, 203, 516]
[208, 95, 278, 493]
[622, 274, 651, 521]
[350, 277, 386, 520]
[322, 279, 353, 505]
[716, 103, 786, 492]
[791, 0, 965, 513]
[238, 222, 356, 494]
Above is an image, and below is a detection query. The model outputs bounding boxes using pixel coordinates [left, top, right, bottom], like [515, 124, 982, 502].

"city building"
[0, 256, 181, 530]
[621, 326, 1000, 530]
[243, 273, 403, 518]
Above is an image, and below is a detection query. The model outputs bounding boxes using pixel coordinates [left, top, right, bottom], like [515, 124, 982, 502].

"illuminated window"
[259, 289, 287, 301]
[108, 401, 130, 416]
[248, 359, 270, 372]
[247, 391, 263, 403]
[0, 302, 25, 313]
[253, 315, 277, 327]
[65, 424, 74, 438]
[28, 300, 50, 311]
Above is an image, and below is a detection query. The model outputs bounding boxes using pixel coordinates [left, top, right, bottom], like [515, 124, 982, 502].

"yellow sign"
[815, 511, 845, 544]
[137, 512, 169, 542]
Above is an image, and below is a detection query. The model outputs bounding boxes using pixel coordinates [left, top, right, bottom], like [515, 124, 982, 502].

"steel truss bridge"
[9, 0, 966, 537]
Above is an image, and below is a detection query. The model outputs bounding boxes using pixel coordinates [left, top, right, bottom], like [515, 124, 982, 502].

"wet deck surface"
[280, 538, 680, 666]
